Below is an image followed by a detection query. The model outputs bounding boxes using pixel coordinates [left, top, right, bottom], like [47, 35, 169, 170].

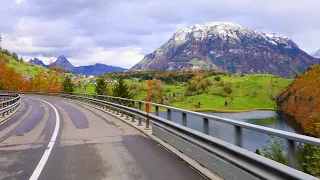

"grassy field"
[75, 74, 293, 111]
[171, 74, 293, 111]
[4, 56, 47, 76]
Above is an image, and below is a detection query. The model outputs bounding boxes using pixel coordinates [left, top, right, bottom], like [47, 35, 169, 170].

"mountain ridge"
[310, 49, 320, 59]
[29, 56, 126, 76]
[130, 22, 318, 77]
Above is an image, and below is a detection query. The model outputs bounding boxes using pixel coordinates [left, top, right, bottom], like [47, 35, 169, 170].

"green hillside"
[75, 74, 293, 112]
[0, 52, 47, 76]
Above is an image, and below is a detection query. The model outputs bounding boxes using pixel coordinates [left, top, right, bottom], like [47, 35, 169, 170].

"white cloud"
[68, 47, 144, 69]
[1, 0, 320, 68]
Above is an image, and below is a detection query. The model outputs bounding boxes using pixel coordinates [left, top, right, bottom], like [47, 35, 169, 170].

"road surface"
[0, 95, 205, 180]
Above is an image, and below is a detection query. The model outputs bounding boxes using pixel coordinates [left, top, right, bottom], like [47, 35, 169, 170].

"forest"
[278, 63, 320, 137]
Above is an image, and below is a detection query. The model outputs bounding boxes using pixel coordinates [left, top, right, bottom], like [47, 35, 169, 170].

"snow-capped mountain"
[130, 22, 318, 77]
[310, 49, 320, 59]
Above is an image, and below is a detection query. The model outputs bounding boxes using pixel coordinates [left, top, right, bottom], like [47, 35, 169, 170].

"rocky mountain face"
[130, 22, 318, 77]
[55, 55, 75, 72]
[28, 56, 126, 75]
[310, 49, 320, 59]
[29, 58, 49, 68]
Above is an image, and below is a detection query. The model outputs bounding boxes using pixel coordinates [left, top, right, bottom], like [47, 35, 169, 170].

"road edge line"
[29, 98, 60, 180]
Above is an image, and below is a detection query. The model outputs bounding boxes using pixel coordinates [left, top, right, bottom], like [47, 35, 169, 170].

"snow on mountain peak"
[171, 22, 293, 48]
[310, 49, 320, 58]
[173, 22, 246, 43]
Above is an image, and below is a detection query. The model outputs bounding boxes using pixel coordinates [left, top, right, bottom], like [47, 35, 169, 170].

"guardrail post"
[235, 126, 242, 147]
[131, 114, 135, 122]
[203, 118, 209, 134]
[132, 101, 135, 108]
[167, 109, 171, 121]
[182, 112, 187, 126]
[121, 100, 125, 117]
[9, 101, 12, 113]
[138, 102, 142, 126]
[6, 102, 9, 115]
[287, 139, 297, 168]
[155, 106, 159, 116]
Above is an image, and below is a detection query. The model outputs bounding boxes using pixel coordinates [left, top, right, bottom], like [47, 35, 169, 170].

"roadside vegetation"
[256, 136, 320, 178]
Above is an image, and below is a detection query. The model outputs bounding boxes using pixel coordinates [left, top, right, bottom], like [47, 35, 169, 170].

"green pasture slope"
[5, 56, 47, 76]
[75, 74, 293, 111]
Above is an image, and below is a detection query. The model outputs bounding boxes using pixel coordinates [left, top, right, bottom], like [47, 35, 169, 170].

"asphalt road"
[0, 95, 205, 180]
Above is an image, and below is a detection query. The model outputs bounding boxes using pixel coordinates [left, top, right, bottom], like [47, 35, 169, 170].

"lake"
[156, 110, 304, 152]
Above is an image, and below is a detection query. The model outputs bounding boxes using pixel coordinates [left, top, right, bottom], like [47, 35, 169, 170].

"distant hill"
[277, 63, 320, 137]
[74, 63, 126, 76]
[29, 56, 126, 76]
[130, 22, 318, 77]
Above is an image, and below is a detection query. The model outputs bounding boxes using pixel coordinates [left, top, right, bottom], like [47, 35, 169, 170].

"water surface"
[156, 110, 304, 151]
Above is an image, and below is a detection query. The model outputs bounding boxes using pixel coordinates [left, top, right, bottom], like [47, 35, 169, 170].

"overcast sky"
[0, 0, 319, 68]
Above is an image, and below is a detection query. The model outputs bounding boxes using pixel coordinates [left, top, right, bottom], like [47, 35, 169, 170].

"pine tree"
[255, 149, 261, 155]
[95, 76, 108, 95]
[112, 78, 132, 98]
[3, 49, 11, 56]
[12, 52, 19, 61]
[19, 57, 24, 63]
[62, 76, 74, 93]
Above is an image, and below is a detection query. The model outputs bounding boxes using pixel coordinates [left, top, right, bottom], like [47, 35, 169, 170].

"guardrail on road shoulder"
[0, 92, 21, 120]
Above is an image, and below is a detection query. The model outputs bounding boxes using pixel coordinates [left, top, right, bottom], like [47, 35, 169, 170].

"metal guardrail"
[22, 92, 320, 179]
[0, 92, 21, 119]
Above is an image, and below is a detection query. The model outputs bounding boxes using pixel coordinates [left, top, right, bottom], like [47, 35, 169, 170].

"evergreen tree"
[3, 49, 11, 56]
[19, 57, 24, 63]
[297, 144, 320, 177]
[62, 76, 74, 93]
[12, 52, 19, 61]
[112, 78, 132, 98]
[95, 76, 108, 95]
[255, 149, 261, 155]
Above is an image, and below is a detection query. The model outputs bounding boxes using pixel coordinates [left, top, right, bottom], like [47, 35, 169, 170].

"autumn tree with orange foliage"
[278, 64, 320, 137]
[0, 61, 27, 91]
[0, 60, 61, 92]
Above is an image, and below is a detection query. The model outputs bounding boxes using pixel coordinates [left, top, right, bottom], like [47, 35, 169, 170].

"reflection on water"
[156, 110, 304, 152]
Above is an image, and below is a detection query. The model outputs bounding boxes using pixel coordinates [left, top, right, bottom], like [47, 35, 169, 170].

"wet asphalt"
[0, 95, 206, 180]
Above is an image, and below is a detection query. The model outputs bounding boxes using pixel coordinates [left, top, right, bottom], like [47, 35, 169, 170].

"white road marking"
[29, 98, 60, 180]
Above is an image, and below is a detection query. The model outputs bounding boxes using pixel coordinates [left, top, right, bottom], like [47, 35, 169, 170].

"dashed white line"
[29, 98, 60, 180]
